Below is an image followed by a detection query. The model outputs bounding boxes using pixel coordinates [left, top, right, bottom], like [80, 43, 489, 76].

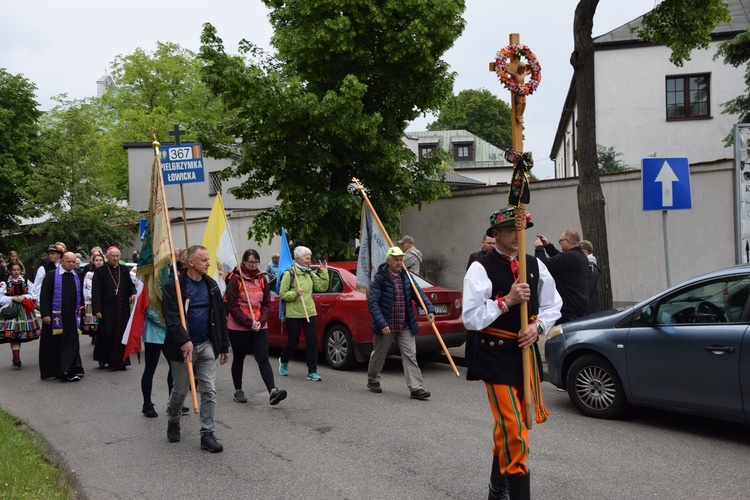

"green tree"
[100, 42, 229, 199]
[572, 0, 730, 310]
[715, 27, 750, 127]
[596, 145, 629, 174]
[0, 69, 42, 231]
[427, 88, 512, 148]
[23, 98, 139, 253]
[198, 0, 466, 258]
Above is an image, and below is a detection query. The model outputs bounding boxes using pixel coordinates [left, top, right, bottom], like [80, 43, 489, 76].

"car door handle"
[705, 345, 734, 353]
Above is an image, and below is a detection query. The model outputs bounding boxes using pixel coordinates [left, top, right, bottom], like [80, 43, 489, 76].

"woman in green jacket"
[278, 246, 328, 381]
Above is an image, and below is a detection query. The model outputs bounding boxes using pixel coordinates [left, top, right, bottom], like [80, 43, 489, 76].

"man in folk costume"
[39, 252, 85, 381]
[33, 242, 66, 297]
[463, 207, 562, 500]
[92, 246, 135, 370]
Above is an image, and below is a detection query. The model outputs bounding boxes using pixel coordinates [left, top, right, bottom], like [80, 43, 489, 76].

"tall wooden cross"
[490, 33, 538, 429]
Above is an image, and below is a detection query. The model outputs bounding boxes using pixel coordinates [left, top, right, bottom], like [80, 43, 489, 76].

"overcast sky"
[2, 0, 658, 179]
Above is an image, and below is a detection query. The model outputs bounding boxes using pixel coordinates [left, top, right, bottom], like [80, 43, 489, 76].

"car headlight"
[546, 324, 563, 339]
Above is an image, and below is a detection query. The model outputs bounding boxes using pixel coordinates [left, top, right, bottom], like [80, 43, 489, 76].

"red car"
[267, 262, 465, 370]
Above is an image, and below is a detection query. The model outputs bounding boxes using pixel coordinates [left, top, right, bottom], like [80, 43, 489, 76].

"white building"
[550, 0, 749, 177]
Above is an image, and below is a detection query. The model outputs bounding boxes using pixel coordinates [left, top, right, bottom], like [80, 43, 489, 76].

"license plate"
[419, 304, 448, 315]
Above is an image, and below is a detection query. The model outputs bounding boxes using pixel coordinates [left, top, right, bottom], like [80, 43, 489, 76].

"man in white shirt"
[462, 206, 561, 500]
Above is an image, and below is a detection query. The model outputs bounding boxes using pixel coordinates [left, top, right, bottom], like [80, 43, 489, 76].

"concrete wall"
[400, 162, 735, 304]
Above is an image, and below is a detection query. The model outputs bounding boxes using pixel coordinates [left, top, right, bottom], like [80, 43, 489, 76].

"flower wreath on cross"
[495, 44, 542, 96]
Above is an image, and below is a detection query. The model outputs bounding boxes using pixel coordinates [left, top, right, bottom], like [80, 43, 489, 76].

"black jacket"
[534, 244, 589, 321]
[162, 272, 229, 362]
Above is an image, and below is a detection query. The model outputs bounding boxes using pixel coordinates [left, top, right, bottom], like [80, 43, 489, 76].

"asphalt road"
[1, 339, 749, 499]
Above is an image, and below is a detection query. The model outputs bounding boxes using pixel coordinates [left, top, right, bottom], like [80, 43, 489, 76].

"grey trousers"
[168, 342, 217, 436]
[367, 329, 424, 391]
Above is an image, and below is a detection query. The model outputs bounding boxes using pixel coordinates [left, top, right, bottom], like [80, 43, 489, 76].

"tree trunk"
[571, 0, 613, 310]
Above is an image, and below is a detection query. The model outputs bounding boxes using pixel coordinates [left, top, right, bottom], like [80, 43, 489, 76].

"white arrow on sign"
[655, 160, 679, 207]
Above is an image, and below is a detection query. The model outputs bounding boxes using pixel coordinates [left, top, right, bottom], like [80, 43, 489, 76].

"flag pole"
[219, 194, 260, 325]
[351, 178, 460, 377]
[151, 130, 200, 414]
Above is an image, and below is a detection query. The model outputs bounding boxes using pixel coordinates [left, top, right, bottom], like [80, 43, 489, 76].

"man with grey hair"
[579, 240, 600, 314]
[278, 246, 329, 382]
[162, 245, 229, 452]
[398, 235, 423, 275]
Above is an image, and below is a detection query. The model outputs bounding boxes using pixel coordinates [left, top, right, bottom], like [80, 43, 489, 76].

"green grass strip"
[0, 408, 77, 499]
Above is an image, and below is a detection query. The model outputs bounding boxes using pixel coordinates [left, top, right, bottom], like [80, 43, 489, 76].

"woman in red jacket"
[225, 249, 287, 406]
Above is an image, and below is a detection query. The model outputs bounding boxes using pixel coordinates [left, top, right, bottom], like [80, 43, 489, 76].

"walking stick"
[293, 269, 310, 322]
[152, 132, 199, 414]
[351, 178, 460, 377]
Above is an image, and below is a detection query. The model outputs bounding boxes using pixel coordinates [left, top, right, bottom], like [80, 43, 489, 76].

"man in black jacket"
[466, 234, 496, 270]
[534, 230, 589, 323]
[162, 245, 229, 453]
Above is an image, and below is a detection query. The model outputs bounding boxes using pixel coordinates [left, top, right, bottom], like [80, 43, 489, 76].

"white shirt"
[462, 254, 562, 332]
[34, 261, 60, 297]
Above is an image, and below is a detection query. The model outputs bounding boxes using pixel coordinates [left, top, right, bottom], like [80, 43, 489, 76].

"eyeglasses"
[245, 260, 260, 265]
[558, 239, 568, 244]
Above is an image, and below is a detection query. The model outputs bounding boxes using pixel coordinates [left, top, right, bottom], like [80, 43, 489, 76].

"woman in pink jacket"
[226, 249, 287, 406]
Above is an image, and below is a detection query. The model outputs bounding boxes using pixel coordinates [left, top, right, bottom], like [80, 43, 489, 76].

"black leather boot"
[488, 455, 509, 500]
[506, 473, 530, 500]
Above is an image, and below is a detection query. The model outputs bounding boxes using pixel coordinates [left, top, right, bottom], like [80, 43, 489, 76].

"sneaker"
[367, 382, 382, 393]
[66, 375, 81, 382]
[269, 388, 287, 405]
[142, 402, 158, 418]
[306, 372, 322, 382]
[233, 389, 247, 403]
[167, 422, 181, 443]
[410, 389, 431, 400]
[278, 358, 288, 376]
[200, 434, 224, 453]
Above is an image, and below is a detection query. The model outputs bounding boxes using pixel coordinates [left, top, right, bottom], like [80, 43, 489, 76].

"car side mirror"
[638, 305, 654, 324]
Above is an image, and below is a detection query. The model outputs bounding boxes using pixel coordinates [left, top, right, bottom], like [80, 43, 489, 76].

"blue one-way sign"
[642, 157, 692, 211]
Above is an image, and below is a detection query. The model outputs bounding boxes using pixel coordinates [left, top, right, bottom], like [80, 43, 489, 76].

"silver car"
[545, 264, 750, 423]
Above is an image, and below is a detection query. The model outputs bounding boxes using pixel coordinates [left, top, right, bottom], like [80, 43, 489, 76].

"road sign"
[161, 144, 205, 185]
[642, 157, 692, 211]
[139, 218, 147, 242]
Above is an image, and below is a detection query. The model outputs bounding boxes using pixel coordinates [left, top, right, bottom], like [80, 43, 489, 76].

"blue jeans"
[168, 342, 217, 436]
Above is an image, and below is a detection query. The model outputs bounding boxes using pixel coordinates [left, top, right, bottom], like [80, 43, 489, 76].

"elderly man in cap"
[366, 246, 435, 400]
[34, 242, 66, 297]
[397, 235, 423, 275]
[463, 207, 561, 500]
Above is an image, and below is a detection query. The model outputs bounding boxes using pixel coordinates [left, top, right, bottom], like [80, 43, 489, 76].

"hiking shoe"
[269, 388, 287, 405]
[233, 389, 247, 403]
[167, 422, 181, 443]
[410, 389, 431, 400]
[279, 358, 288, 376]
[142, 402, 158, 418]
[200, 434, 224, 453]
[306, 372, 322, 382]
[367, 382, 382, 393]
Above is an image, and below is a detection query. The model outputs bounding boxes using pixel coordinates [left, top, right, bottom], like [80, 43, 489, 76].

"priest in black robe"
[92, 246, 135, 370]
[39, 252, 85, 381]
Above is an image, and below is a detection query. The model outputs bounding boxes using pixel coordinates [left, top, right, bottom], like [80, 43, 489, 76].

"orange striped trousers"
[485, 382, 529, 476]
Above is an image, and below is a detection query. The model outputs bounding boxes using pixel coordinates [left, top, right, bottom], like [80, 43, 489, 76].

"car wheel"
[566, 354, 628, 419]
[324, 325, 356, 370]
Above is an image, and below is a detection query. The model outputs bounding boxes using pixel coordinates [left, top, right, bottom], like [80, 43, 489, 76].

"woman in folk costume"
[226, 249, 287, 405]
[0, 261, 41, 368]
[82, 251, 105, 340]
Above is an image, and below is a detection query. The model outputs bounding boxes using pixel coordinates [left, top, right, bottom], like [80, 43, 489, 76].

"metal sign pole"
[662, 210, 671, 288]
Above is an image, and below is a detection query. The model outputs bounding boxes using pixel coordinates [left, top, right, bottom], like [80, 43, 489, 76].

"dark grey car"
[545, 264, 750, 423]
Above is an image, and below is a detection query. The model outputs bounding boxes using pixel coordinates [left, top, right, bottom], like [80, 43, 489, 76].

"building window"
[454, 143, 473, 162]
[419, 145, 437, 159]
[666, 74, 710, 120]
[209, 171, 222, 196]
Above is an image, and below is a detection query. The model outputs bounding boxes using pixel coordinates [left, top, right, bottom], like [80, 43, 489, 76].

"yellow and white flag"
[202, 193, 237, 294]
